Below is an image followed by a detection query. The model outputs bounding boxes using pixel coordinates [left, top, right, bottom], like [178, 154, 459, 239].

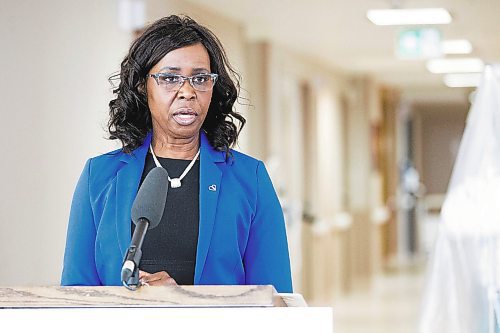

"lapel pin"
[209, 184, 217, 191]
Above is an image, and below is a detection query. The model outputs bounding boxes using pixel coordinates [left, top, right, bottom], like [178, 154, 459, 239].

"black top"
[132, 151, 200, 285]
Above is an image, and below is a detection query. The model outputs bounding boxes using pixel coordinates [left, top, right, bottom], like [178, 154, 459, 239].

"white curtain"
[419, 65, 500, 333]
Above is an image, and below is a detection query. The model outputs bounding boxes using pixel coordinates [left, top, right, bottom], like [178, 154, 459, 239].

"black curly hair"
[108, 15, 246, 155]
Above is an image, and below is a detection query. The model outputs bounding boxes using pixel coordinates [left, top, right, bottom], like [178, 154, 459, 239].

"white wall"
[0, 0, 130, 285]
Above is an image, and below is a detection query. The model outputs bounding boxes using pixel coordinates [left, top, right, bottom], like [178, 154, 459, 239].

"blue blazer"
[61, 132, 293, 293]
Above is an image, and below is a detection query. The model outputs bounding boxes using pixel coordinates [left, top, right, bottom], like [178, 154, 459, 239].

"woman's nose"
[177, 79, 196, 99]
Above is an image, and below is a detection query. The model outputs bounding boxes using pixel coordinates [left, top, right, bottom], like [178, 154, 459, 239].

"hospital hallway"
[1, 1, 500, 331]
[329, 265, 425, 333]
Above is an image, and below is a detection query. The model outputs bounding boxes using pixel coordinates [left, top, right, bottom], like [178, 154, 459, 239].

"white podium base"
[0, 307, 333, 332]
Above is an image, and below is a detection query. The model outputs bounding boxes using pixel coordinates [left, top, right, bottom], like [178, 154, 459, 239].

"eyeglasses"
[148, 73, 218, 92]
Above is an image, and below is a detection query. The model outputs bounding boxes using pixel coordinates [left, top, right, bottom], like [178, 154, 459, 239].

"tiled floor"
[328, 268, 425, 333]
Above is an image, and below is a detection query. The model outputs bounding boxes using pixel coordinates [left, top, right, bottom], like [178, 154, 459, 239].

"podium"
[0, 285, 333, 332]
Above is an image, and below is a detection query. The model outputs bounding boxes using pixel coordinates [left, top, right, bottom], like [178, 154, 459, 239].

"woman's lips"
[172, 108, 197, 126]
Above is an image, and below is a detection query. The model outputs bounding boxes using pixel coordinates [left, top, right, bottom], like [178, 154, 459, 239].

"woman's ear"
[138, 80, 147, 96]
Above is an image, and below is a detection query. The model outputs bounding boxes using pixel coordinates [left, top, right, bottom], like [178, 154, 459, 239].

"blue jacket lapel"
[115, 133, 151, 256]
[195, 132, 225, 283]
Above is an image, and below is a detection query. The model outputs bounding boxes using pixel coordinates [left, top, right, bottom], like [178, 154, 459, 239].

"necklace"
[149, 144, 200, 188]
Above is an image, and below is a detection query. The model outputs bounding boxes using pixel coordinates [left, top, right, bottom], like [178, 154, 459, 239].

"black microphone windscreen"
[131, 167, 168, 229]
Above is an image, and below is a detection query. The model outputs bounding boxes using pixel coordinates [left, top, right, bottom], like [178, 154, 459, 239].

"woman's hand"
[139, 270, 177, 286]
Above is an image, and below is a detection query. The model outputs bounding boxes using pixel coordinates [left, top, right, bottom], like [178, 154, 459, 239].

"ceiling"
[186, 0, 500, 96]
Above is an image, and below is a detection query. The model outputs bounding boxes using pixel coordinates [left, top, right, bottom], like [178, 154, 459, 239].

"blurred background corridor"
[1, 1, 499, 332]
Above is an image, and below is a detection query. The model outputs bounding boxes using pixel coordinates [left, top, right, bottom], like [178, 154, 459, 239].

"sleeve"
[243, 161, 293, 293]
[61, 158, 102, 286]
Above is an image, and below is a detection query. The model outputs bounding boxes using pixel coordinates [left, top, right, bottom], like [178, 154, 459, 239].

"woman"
[61, 15, 292, 293]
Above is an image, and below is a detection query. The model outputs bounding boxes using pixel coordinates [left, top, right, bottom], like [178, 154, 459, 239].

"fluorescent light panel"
[367, 8, 452, 26]
[444, 73, 481, 88]
[426, 58, 484, 73]
[442, 39, 473, 54]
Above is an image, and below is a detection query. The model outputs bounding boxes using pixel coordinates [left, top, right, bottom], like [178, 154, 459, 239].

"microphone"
[121, 167, 169, 289]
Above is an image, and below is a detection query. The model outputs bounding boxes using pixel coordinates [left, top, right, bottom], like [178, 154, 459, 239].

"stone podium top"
[0, 285, 293, 308]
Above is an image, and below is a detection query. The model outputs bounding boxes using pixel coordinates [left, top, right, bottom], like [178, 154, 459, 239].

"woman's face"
[146, 43, 213, 141]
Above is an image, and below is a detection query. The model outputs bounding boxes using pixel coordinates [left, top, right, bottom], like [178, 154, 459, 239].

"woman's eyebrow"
[158, 66, 210, 73]
[158, 66, 181, 72]
[192, 67, 210, 72]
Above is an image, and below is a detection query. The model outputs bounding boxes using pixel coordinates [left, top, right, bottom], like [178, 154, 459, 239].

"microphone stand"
[121, 247, 141, 291]
[121, 218, 149, 290]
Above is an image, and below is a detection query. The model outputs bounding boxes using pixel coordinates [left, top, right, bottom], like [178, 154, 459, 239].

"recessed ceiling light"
[444, 73, 481, 88]
[441, 39, 473, 55]
[426, 58, 484, 73]
[367, 8, 452, 26]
